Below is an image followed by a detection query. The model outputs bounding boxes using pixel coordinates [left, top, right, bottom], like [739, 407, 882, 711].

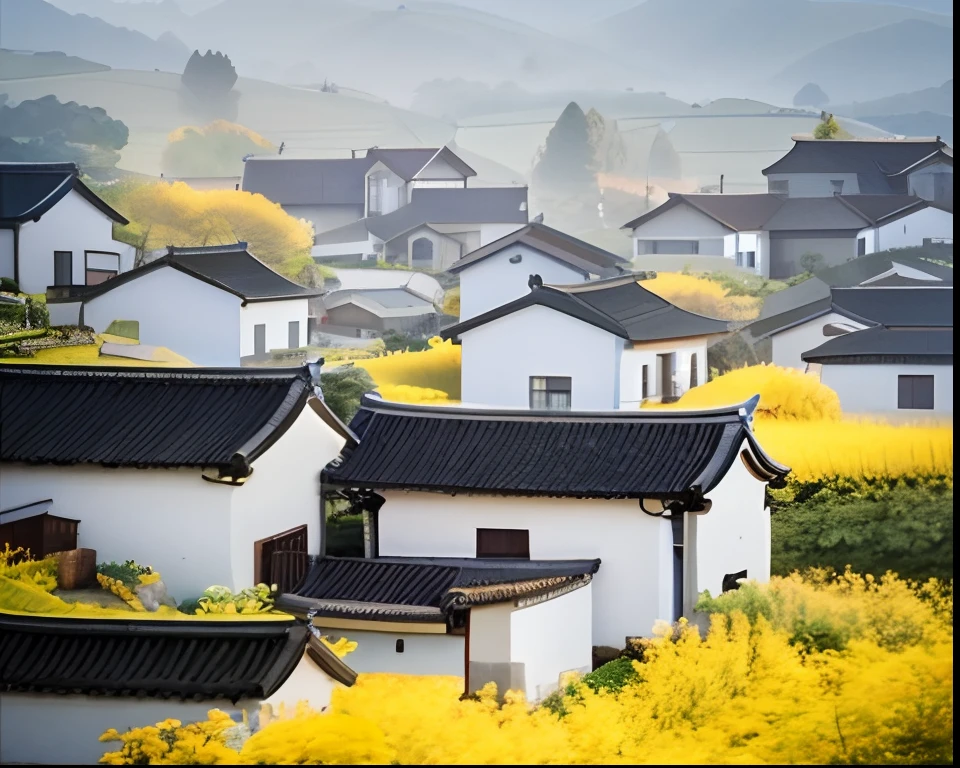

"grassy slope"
[0, 50, 109, 80]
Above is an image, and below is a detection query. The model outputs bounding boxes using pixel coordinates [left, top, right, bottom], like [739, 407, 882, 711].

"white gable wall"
[416, 155, 467, 181]
[479, 222, 527, 246]
[81, 266, 242, 366]
[631, 202, 732, 239]
[459, 244, 589, 320]
[689, 440, 771, 596]
[228, 406, 345, 588]
[619, 337, 710, 407]
[16, 189, 134, 294]
[375, 492, 672, 648]
[771, 311, 869, 370]
[240, 299, 310, 357]
[875, 207, 953, 251]
[460, 305, 622, 409]
[819, 362, 953, 418]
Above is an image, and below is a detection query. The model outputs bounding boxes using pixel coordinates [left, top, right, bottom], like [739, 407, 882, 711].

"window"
[530, 376, 572, 410]
[54, 251, 72, 286]
[898, 375, 934, 410]
[395, 639, 405, 653]
[254, 324, 266, 356]
[736, 251, 755, 268]
[288, 321, 300, 349]
[476, 528, 530, 559]
[830, 179, 844, 195]
[367, 176, 382, 215]
[641, 365, 649, 399]
[690, 353, 699, 388]
[85, 269, 117, 286]
[769, 180, 789, 195]
[637, 240, 699, 255]
[857, 237, 866, 257]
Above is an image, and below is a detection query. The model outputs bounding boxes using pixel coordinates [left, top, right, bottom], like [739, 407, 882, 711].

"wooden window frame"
[476, 528, 530, 559]
[897, 374, 934, 410]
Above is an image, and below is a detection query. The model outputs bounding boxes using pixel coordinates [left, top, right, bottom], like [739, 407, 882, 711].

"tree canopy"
[181, 50, 238, 100]
[162, 121, 274, 177]
[532, 102, 596, 192]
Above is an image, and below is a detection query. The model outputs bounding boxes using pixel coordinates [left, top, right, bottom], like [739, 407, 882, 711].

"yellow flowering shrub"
[321, 636, 359, 658]
[99, 712, 239, 765]
[355, 337, 461, 399]
[0, 544, 57, 592]
[642, 272, 762, 321]
[194, 584, 277, 615]
[102, 572, 952, 765]
[97, 573, 146, 611]
[653, 363, 842, 420]
[167, 120, 273, 148]
[376, 384, 453, 404]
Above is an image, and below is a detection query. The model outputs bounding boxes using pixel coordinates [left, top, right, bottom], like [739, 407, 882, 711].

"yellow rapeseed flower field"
[354, 337, 461, 400]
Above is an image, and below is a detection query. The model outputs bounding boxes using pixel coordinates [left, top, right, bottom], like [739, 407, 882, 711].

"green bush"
[382, 330, 430, 353]
[771, 486, 953, 582]
[0, 328, 47, 344]
[326, 514, 364, 558]
[581, 657, 639, 693]
[104, 320, 139, 340]
[319, 365, 376, 423]
[0, 277, 19, 293]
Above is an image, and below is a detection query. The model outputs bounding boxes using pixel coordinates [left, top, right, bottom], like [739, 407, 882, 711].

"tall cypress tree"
[533, 102, 596, 192]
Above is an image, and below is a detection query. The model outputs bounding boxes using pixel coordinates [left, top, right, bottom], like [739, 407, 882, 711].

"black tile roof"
[322, 395, 788, 499]
[802, 326, 953, 365]
[831, 286, 953, 327]
[0, 614, 309, 701]
[365, 187, 529, 243]
[746, 255, 953, 340]
[0, 365, 316, 477]
[623, 192, 931, 232]
[0, 161, 128, 225]
[241, 156, 376, 206]
[279, 556, 601, 622]
[447, 222, 629, 277]
[50, 243, 321, 304]
[761, 138, 947, 193]
[442, 275, 729, 343]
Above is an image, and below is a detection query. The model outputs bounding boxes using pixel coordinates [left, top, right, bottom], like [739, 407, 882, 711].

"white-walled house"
[447, 222, 630, 321]
[279, 555, 598, 702]
[0, 162, 135, 294]
[0, 364, 352, 601]
[754, 285, 953, 370]
[318, 395, 790, 652]
[762, 136, 952, 207]
[803, 326, 953, 420]
[442, 275, 729, 409]
[46, 243, 321, 366]
[0, 612, 356, 765]
[623, 192, 953, 279]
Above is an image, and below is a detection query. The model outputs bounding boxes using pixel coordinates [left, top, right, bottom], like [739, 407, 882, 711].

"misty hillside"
[582, 0, 952, 100]
[831, 80, 953, 118]
[856, 112, 952, 144]
[771, 19, 953, 103]
[44, 0, 191, 39]
[810, 0, 952, 13]
[0, 49, 110, 80]
[0, 0, 190, 72]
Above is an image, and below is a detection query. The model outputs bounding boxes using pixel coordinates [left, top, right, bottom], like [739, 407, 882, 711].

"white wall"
[908, 163, 953, 203]
[47, 300, 82, 326]
[509, 584, 593, 700]
[314, 627, 465, 676]
[877, 207, 954, 251]
[771, 311, 868, 370]
[311, 238, 375, 260]
[240, 299, 310, 356]
[285, 204, 363, 236]
[691, 440, 771, 597]
[263, 652, 341, 713]
[0, 693, 257, 766]
[0, 228, 14, 281]
[82, 266, 242, 366]
[375, 492, 671, 648]
[630, 201, 731, 239]
[366, 164, 406, 215]
[459, 244, 588, 320]
[417, 155, 467, 180]
[228, 407, 344, 588]
[820, 363, 953, 417]
[766, 172, 860, 197]
[479, 222, 526, 246]
[0, 465, 233, 603]
[619, 337, 709, 407]
[16, 189, 132, 294]
[460, 305, 623, 410]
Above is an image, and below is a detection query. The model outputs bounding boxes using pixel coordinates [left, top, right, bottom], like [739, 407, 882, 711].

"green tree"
[319, 365, 376, 423]
[533, 102, 595, 191]
[799, 252, 825, 273]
